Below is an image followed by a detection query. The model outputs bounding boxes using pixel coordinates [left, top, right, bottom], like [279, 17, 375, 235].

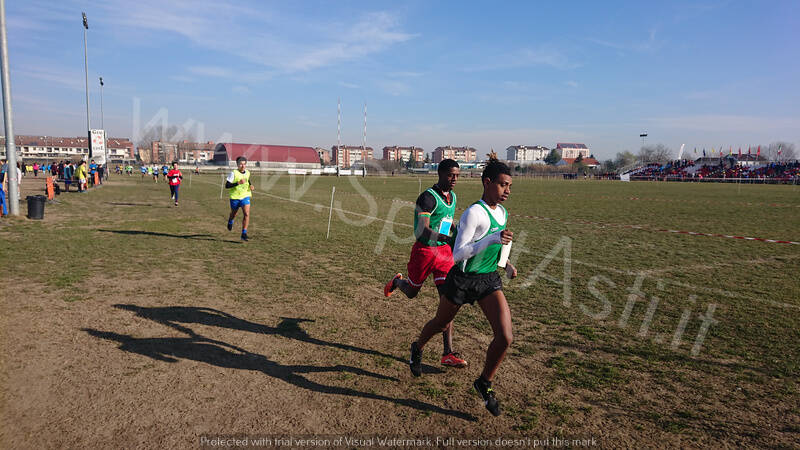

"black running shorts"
[442, 266, 503, 306]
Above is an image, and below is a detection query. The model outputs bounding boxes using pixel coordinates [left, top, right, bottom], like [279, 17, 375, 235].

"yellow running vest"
[229, 170, 251, 200]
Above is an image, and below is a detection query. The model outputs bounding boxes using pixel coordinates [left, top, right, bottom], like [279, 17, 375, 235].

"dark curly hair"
[481, 154, 511, 182]
[437, 158, 459, 176]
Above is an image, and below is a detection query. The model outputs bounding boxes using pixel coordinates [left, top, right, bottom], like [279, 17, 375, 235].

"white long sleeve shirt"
[452, 200, 507, 264]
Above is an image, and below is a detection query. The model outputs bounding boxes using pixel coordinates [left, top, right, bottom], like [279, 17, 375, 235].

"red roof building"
[213, 143, 321, 169]
[562, 157, 600, 168]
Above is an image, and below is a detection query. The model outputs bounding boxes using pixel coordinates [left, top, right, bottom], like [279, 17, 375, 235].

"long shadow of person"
[83, 328, 475, 421]
[97, 229, 225, 242]
[113, 304, 442, 374]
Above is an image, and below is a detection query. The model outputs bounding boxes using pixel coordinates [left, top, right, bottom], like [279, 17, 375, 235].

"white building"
[506, 145, 550, 162]
[0, 135, 134, 161]
[556, 143, 590, 160]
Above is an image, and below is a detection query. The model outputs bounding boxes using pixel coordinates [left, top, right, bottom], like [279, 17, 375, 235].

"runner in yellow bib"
[225, 156, 254, 241]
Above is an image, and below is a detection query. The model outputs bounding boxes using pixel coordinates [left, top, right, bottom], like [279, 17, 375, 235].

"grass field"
[1, 172, 798, 448]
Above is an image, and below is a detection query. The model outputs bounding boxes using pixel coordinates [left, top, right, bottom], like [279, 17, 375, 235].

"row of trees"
[599, 142, 797, 173]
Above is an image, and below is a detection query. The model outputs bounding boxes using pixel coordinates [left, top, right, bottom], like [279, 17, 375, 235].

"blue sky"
[4, 0, 799, 160]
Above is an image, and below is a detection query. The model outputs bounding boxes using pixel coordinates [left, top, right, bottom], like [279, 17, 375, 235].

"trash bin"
[27, 195, 46, 219]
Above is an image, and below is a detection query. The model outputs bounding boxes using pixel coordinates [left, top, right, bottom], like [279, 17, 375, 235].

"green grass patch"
[547, 352, 624, 390]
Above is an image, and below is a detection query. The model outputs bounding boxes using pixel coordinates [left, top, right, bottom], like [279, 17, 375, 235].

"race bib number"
[438, 217, 452, 236]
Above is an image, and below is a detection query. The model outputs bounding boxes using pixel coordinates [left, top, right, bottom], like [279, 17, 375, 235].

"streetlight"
[639, 132, 648, 165]
[99, 76, 103, 129]
[100, 76, 108, 177]
[82, 12, 91, 158]
[1, 0, 20, 215]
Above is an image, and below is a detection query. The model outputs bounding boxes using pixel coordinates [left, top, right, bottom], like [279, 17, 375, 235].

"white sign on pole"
[90, 129, 106, 165]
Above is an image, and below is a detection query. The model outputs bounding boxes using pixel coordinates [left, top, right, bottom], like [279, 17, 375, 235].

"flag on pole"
[756, 146, 761, 157]
[748, 146, 751, 155]
[694, 147, 697, 155]
[778, 145, 782, 156]
[738, 147, 741, 157]
[703, 148, 706, 157]
[728, 146, 732, 156]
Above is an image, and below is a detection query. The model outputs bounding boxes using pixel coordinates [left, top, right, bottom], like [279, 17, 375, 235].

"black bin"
[27, 195, 46, 220]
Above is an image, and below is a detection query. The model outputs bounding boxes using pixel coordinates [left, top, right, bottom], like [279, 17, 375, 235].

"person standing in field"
[225, 156, 253, 242]
[408, 157, 517, 417]
[166, 161, 183, 207]
[88, 160, 97, 187]
[0, 159, 7, 217]
[76, 160, 88, 193]
[384, 159, 467, 368]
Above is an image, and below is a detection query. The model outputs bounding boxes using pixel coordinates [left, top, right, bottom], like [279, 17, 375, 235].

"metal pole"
[100, 76, 107, 178]
[100, 77, 104, 130]
[82, 12, 91, 158]
[1, 0, 19, 215]
[336, 97, 341, 169]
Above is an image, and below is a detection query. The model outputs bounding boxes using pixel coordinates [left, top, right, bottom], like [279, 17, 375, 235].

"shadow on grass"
[84, 305, 470, 420]
[97, 229, 231, 242]
[114, 305, 423, 366]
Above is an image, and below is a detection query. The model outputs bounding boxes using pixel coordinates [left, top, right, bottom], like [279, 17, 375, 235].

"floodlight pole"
[0, 0, 19, 215]
[83, 12, 91, 158]
[100, 76, 108, 177]
[639, 133, 648, 165]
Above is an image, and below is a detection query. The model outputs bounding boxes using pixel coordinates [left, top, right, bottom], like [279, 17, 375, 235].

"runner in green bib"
[409, 157, 517, 417]
[384, 159, 466, 367]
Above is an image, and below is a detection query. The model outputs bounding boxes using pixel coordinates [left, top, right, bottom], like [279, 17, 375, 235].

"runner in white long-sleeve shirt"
[408, 157, 517, 417]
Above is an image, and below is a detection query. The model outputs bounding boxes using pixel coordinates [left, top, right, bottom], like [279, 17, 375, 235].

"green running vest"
[460, 201, 507, 274]
[414, 188, 456, 246]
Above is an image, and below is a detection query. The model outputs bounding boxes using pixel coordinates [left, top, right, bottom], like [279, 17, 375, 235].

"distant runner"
[225, 156, 253, 241]
[167, 161, 183, 207]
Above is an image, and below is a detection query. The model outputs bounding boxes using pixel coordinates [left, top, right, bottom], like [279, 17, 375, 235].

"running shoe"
[473, 377, 501, 416]
[383, 273, 402, 297]
[241, 233, 249, 242]
[227, 221, 233, 231]
[441, 352, 467, 368]
[409, 342, 422, 377]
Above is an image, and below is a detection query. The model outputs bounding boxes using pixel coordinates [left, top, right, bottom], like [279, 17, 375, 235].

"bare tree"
[638, 144, 673, 164]
[613, 151, 636, 168]
[136, 125, 195, 150]
[771, 141, 796, 162]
